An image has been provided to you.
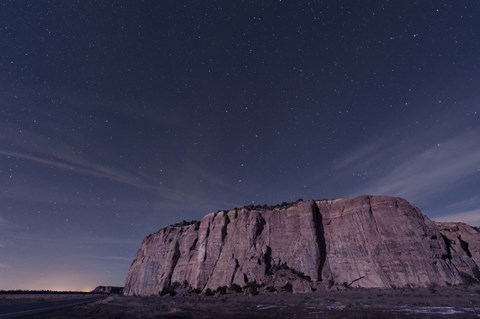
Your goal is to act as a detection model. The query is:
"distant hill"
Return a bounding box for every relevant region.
[91,286,123,294]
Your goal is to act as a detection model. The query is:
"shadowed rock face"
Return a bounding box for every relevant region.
[124,195,480,296]
[436,222,480,283]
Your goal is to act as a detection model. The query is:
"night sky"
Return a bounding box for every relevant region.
[1,1,479,291]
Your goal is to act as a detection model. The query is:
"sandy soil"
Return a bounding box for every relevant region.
[21,285,480,319]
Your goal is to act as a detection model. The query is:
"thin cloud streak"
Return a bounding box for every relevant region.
[332,138,387,170]
[0,152,237,228]
[342,129,480,202]
[2,227,140,247]
[73,254,132,262]
[0,124,167,191]
[436,208,480,226]
[0,149,159,191]
[445,195,480,210]
[0,125,233,207]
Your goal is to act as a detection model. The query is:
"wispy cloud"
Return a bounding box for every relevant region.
[0,215,139,249]
[0,217,7,247]
[0,149,158,191]
[340,128,480,202]
[0,124,178,194]
[0,262,10,269]
[435,208,480,226]
[432,196,480,226]
[3,230,140,247]
[0,124,234,209]
[0,146,237,224]
[332,138,388,170]
[73,254,132,262]
[445,195,480,211]
[0,216,12,244]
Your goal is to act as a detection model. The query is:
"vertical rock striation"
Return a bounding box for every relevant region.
[124,195,480,296]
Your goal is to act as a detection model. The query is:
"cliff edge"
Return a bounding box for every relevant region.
[124,195,480,296]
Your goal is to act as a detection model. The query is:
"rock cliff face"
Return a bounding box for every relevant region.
[124,196,480,296]
[436,222,480,282]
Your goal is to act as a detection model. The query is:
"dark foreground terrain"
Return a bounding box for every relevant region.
[0,294,102,318]
[16,285,480,319]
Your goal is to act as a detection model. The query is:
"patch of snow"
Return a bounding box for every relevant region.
[392,306,465,315]
[256,304,282,311]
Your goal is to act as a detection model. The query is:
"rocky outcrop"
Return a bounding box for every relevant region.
[124,195,480,296]
[436,222,480,283]
[91,286,123,294]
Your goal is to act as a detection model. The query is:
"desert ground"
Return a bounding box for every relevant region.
[8,284,478,319]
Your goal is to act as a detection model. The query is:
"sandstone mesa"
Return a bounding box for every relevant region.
[124,195,480,296]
